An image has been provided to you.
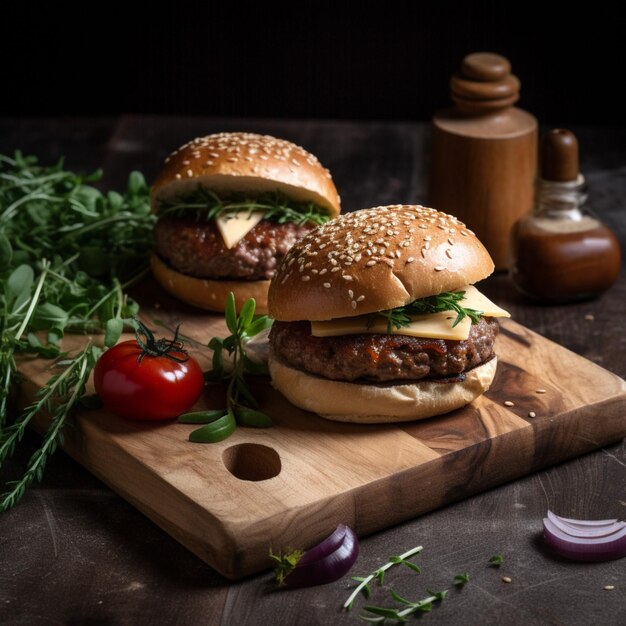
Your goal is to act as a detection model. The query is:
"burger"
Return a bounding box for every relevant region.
[267,204,510,423]
[150,132,341,313]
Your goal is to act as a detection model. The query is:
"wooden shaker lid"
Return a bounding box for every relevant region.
[541,129,579,182]
[450,52,520,114]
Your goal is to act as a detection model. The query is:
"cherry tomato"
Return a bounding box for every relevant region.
[94,339,204,421]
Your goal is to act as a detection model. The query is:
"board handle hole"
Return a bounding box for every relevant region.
[222,443,281,481]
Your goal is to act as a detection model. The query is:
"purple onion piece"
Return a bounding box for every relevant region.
[543,517,626,562]
[547,511,625,538]
[285,525,359,588]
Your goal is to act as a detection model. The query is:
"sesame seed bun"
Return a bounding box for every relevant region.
[151,132,341,218]
[150,132,341,313]
[268,354,497,423]
[150,254,271,313]
[268,205,495,321]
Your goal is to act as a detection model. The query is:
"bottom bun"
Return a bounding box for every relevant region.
[268,353,497,423]
[151,254,270,314]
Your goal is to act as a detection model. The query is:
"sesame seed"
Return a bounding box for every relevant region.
[366,260,376,267]
[301,276,310,281]
[528,411,536,418]
[343,275,353,281]
[434,265,445,271]
[421,248,427,258]
[536,389,547,394]
[424,235,432,241]
[175,173,181,180]
[446,249,453,258]
[323,282,331,288]
[348,289,354,298]
[395,250,401,258]
[504,400,515,407]
[186,169,193,177]
[604,585,615,591]
[502,577,512,584]
[351,301,357,309]
[319,268,327,275]
[182,160,190,165]
[331,267,342,272]
[205,160,214,166]
[357,295,365,302]
[407,257,415,264]
[448,238,455,245]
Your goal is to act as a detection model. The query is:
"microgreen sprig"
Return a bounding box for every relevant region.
[343,546,423,611]
[488,554,504,567]
[369,291,484,334]
[159,188,330,227]
[178,293,273,443]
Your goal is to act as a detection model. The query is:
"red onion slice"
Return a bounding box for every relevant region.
[284,524,359,588]
[543,513,626,562]
[547,511,625,538]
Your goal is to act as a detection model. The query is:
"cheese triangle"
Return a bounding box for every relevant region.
[216,211,265,249]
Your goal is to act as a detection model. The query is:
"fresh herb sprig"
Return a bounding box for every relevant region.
[0,342,101,511]
[159,188,330,227]
[178,293,273,443]
[361,589,448,623]
[343,546,423,611]
[369,291,484,334]
[0,152,153,510]
[488,554,504,567]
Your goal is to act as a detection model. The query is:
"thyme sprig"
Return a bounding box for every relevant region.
[369,291,484,334]
[361,589,448,623]
[178,293,274,443]
[159,188,330,227]
[343,546,423,611]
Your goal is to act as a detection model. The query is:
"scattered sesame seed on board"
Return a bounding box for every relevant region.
[502,577,512,584]
[504,400,515,407]
[604,585,615,591]
[584,314,595,321]
[528,411,536,418]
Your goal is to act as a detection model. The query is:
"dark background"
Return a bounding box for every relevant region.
[1,2,622,124]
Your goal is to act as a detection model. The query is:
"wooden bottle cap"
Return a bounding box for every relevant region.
[461,53,511,81]
[450,52,520,114]
[541,129,579,182]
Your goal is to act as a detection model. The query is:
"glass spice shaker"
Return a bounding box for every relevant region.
[509,129,621,302]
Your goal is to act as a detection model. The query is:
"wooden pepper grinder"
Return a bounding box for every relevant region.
[509,129,621,301]
[429,52,537,269]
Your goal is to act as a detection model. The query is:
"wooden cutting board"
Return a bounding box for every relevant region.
[17,283,626,580]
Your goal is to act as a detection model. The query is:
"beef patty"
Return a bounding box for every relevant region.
[154,216,314,280]
[269,317,499,382]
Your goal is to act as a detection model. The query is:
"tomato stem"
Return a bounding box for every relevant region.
[133,319,190,364]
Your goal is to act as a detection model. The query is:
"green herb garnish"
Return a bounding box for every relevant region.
[269,548,305,586]
[488,554,504,567]
[343,545,423,611]
[361,589,448,623]
[159,188,330,227]
[368,291,484,334]
[454,572,470,586]
[179,293,273,443]
[0,151,153,511]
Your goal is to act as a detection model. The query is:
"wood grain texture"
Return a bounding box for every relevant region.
[16,279,626,579]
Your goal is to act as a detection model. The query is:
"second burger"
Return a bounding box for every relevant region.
[151,132,341,313]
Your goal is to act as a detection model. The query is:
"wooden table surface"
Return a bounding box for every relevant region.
[1,116,624,626]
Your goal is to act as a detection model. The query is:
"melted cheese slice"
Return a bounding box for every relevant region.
[216,211,264,249]
[310,285,510,341]
[458,285,510,318]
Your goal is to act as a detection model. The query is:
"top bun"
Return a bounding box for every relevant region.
[151,132,341,218]
[268,205,494,321]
